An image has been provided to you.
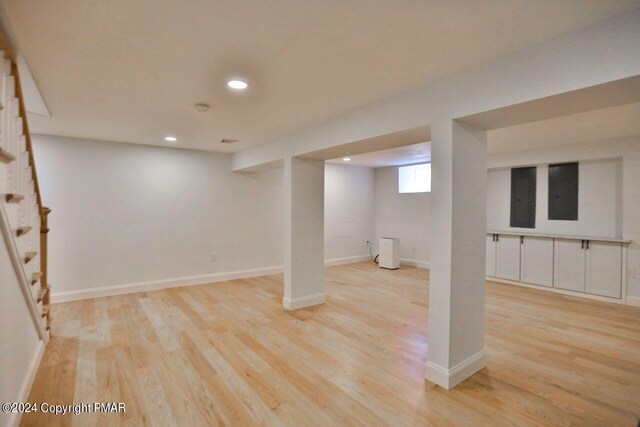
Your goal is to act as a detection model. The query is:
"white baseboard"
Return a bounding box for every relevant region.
[283,292,326,310]
[51,255,373,303]
[486,277,628,305]
[324,255,371,266]
[424,350,486,390]
[52,265,284,303]
[8,340,45,427]
[626,295,640,308]
[400,258,430,269]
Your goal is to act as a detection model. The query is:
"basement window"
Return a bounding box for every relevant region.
[399,163,431,193]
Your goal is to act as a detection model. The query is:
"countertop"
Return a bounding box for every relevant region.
[486,230,631,244]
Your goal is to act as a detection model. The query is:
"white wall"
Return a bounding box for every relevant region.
[32,136,376,298]
[33,135,285,295]
[0,232,42,427]
[372,138,640,298]
[487,158,622,237]
[374,166,431,266]
[488,137,640,298]
[32,134,640,298]
[324,163,375,261]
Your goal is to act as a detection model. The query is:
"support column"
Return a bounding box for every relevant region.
[283,156,325,310]
[425,119,487,389]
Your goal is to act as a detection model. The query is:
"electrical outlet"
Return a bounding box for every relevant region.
[628,267,636,279]
[210,252,217,262]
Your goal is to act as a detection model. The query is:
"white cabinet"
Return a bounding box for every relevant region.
[486,232,626,301]
[495,235,521,281]
[520,237,553,287]
[554,239,623,296]
[553,239,586,292]
[486,235,496,277]
[586,241,622,298]
[486,234,519,280]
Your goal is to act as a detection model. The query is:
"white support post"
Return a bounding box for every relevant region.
[425,119,488,389]
[283,156,326,310]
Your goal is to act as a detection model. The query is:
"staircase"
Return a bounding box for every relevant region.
[0,37,51,342]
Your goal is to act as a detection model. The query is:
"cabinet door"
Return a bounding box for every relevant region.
[520,237,554,287]
[496,235,521,281]
[586,241,622,298]
[553,239,585,292]
[486,235,496,277]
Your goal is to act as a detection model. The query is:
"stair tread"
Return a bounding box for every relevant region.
[17,226,32,237]
[0,147,15,164]
[24,251,37,263]
[37,287,49,303]
[42,305,49,317]
[5,193,24,203]
[31,272,42,285]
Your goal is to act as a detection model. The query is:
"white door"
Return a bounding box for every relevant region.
[554,239,586,292]
[586,241,622,298]
[496,235,521,281]
[486,235,496,277]
[520,237,554,287]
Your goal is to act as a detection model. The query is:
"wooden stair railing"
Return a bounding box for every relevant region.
[0,29,52,340]
[40,207,51,332]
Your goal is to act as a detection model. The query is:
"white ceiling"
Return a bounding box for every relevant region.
[327,143,430,168]
[329,102,640,167]
[3,0,638,152]
[487,102,640,154]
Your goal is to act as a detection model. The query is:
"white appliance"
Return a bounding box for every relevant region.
[379,237,400,270]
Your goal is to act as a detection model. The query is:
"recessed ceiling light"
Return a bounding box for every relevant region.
[342,157,351,162]
[227,79,248,90]
[164,136,177,142]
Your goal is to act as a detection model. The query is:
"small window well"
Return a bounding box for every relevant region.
[398,163,431,193]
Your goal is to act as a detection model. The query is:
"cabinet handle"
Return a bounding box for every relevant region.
[581,240,585,249]
[586,240,590,250]
[496,234,499,242]
[520,236,524,244]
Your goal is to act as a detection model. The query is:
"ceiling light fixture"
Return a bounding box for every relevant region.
[164,136,177,142]
[227,79,248,90]
[342,157,352,162]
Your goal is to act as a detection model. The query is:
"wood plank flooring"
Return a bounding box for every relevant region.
[23,262,640,426]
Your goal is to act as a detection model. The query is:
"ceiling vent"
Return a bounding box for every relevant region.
[220,138,238,144]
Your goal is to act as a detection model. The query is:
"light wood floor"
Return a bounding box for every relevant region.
[23,262,640,426]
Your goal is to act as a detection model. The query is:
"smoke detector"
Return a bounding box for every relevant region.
[220,138,238,144]
[194,103,210,112]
